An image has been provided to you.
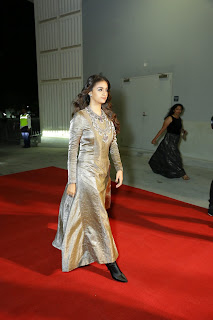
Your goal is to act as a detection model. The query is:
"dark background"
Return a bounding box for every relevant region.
[0,0,38,114]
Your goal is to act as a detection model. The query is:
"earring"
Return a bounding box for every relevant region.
[89,93,92,97]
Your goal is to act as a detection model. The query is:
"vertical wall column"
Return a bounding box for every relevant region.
[34,0,83,136]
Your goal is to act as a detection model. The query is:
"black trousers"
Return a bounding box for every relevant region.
[210,180,213,206]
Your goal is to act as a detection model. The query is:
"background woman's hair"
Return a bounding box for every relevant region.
[164,103,184,119]
[72,74,120,133]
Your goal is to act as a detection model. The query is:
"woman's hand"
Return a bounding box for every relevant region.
[151,138,157,144]
[181,129,187,140]
[115,170,123,188]
[67,183,76,197]
[151,117,172,145]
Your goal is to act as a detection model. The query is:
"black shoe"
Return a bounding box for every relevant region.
[208,205,213,216]
[106,262,128,283]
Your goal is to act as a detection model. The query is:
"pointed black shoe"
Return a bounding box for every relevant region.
[208,205,213,216]
[106,262,128,283]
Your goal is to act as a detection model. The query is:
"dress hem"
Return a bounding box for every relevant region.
[62,254,119,272]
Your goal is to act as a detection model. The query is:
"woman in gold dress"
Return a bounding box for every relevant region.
[52,75,127,282]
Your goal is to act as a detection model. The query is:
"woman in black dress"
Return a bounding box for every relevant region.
[149,104,189,180]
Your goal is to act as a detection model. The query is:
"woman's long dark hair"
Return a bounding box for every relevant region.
[72,74,120,133]
[164,104,184,119]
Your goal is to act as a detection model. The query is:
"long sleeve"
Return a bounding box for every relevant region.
[67,113,84,184]
[110,125,123,172]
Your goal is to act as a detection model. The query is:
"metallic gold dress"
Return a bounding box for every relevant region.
[52,106,123,272]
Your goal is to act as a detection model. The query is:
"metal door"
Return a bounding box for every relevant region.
[120,74,172,151]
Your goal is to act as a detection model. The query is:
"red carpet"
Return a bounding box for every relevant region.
[0,167,213,320]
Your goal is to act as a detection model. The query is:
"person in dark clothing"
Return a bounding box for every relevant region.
[149,104,189,180]
[208,180,213,216]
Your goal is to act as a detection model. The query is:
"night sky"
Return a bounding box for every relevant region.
[0,0,38,111]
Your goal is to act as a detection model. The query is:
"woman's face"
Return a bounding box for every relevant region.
[89,81,108,104]
[174,105,182,115]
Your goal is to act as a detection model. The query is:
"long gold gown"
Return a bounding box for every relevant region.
[52,106,123,272]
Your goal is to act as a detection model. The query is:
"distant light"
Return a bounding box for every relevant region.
[3,113,6,116]
[27,106,29,108]
[42,130,69,138]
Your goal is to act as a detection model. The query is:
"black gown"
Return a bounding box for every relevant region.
[149,116,186,178]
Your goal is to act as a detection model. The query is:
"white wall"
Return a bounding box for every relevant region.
[180,121,213,161]
[34,0,83,134]
[82,0,213,161]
